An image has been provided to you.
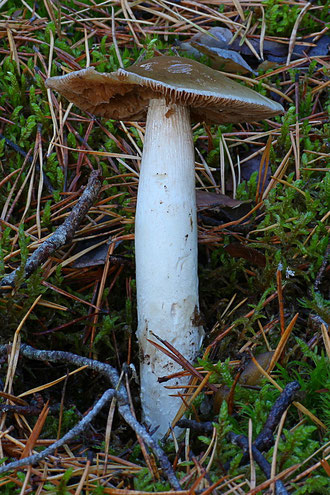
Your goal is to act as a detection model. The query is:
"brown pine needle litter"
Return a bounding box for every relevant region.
[0,0,329,493]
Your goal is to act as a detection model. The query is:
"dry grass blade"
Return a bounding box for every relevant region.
[100,491,191,495]
[231,0,245,22]
[287,2,312,65]
[20,402,49,459]
[6,27,20,75]
[0,392,27,406]
[248,418,256,490]
[206,290,279,351]
[262,145,293,199]
[321,324,330,359]
[276,268,285,334]
[18,366,88,398]
[250,354,326,429]
[270,176,308,197]
[74,458,91,495]
[246,465,298,495]
[270,410,288,494]
[35,298,68,311]
[199,474,231,495]
[4,296,42,395]
[53,143,141,160]
[89,241,114,348]
[149,336,217,392]
[170,371,212,435]
[255,135,272,203]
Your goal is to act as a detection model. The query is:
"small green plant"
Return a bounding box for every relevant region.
[0,473,21,494]
[43,467,74,494]
[133,468,171,492]
[263,0,327,36]
[42,407,80,439]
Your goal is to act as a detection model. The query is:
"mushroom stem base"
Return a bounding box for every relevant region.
[135,98,204,439]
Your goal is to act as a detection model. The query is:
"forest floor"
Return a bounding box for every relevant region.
[0,0,329,493]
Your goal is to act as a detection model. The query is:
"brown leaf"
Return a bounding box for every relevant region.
[192,42,256,74]
[179,26,289,69]
[225,243,266,267]
[197,190,252,223]
[20,401,49,459]
[196,190,248,210]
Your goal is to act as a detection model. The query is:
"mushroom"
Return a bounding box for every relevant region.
[45,56,283,438]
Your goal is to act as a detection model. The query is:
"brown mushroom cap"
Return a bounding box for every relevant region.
[45,55,283,123]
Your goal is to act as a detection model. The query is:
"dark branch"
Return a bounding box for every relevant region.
[1,170,102,288]
[178,380,300,491]
[254,381,301,452]
[0,388,115,475]
[228,432,289,495]
[177,418,213,433]
[0,344,182,490]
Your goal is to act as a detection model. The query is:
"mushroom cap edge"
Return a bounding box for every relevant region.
[45,56,284,123]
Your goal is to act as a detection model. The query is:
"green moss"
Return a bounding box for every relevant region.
[263,0,328,36]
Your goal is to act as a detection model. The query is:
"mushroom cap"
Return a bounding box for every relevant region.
[45,56,283,123]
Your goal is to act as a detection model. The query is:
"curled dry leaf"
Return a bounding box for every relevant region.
[197,190,252,223]
[179,26,325,72]
[180,27,256,74]
[196,189,249,210]
[192,41,257,74]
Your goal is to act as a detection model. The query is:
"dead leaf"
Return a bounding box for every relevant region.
[197,190,252,223]
[225,243,266,267]
[292,35,329,58]
[71,215,122,268]
[197,190,248,210]
[192,42,256,74]
[179,27,290,70]
[72,240,112,268]
[20,401,49,459]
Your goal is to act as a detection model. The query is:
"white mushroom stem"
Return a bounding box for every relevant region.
[135,98,204,438]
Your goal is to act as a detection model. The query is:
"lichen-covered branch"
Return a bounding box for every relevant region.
[0,388,115,475]
[0,344,181,490]
[0,170,101,288]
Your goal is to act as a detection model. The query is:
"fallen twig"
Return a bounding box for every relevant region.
[228,432,289,495]
[177,418,213,433]
[178,381,301,489]
[0,344,182,490]
[0,170,102,288]
[0,387,115,474]
[253,381,301,452]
